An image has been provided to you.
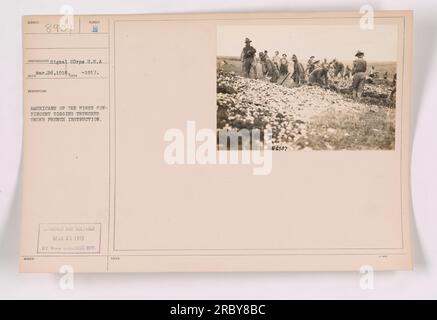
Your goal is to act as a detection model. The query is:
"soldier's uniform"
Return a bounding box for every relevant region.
[344,66,352,79]
[332,61,345,78]
[352,51,367,99]
[291,55,305,84]
[260,53,279,83]
[306,56,316,74]
[241,38,257,78]
[279,55,289,76]
[272,53,281,70]
[309,67,329,86]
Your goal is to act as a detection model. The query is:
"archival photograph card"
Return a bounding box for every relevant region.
[20,11,413,272]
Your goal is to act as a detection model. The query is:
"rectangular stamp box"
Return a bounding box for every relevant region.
[37,223,101,254]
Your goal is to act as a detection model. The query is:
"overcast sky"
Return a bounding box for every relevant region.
[217,23,398,62]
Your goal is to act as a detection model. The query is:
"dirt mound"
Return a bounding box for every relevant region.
[218,70,369,145]
[217,70,395,150]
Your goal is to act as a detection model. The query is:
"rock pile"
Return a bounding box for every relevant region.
[217,70,372,146]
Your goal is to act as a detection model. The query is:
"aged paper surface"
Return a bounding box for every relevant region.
[20,11,413,272]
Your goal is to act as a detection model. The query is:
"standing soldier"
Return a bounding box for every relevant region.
[259,52,279,83]
[344,65,352,79]
[291,54,305,84]
[306,56,316,75]
[272,51,281,70]
[331,59,345,78]
[260,50,268,76]
[240,38,257,78]
[351,50,367,100]
[279,53,289,76]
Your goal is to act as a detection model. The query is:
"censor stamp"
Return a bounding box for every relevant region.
[37,223,101,254]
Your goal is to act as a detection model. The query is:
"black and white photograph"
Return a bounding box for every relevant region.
[217,23,399,150]
[3,0,437,302]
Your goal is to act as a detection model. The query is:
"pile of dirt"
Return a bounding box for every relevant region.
[217,70,379,146]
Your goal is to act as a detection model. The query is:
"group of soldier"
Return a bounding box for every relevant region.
[240,37,373,101]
